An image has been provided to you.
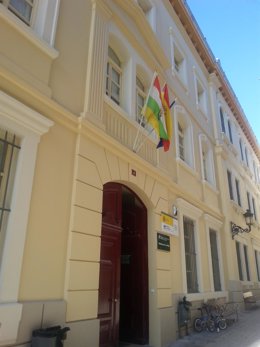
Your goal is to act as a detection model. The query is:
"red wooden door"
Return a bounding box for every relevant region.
[98,183,122,347]
[119,186,148,344]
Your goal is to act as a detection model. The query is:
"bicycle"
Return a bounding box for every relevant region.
[193,303,215,332]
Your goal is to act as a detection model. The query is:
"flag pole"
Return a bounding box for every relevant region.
[133,71,157,152]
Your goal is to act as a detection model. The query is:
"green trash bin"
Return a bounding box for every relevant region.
[31,326,70,347]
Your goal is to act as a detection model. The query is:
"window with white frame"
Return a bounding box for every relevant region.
[252,196,257,222]
[227,119,233,144]
[245,147,249,167]
[199,135,215,186]
[178,122,185,161]
[209,229,221,291]
[183,217,199,293]
[236,241,243,281]
[170,35,187,86]
[219,106,226,133]
[1,0,34,25]
[236,241,251,282]
[227,170,234,201]
[195,77,207,115]
[136,76,146,127]
[0,0,60,46]
[0,91,53,345]
[244,244,250,281]
[136,0,155,30]
[255,250,260,282]
[175,107,194,168]
[239,139,244,162]
[106,46,122,106]
[0,129,20,259]
[247,191,252,212]
[253,161,257,182]
[235,178,241,207]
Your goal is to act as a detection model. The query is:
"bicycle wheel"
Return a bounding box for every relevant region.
[218,319,227,330]
[207,319,216,332]
[193,317,203,333]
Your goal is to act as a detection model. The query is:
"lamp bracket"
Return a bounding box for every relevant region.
[231,222,251,239]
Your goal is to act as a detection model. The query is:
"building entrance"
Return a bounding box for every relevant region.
[98,183,148,347]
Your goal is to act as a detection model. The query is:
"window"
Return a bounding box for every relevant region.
[252,197,257,221]
[236,241,243,281]
[245,147,249,167]
[195,78,207,114]
[227,170,234,200]
[210,229,221,291]
[1,0,34,25]
[247,191,251,212]
[136,76,146,127]
[239,139,244,161]
[106,47,122,105]
[178,122,185,161]
[255,250,260,282]
[175,107,194,168]
[0,91,53,344]
[235,178,241,206]
[183,217,198,293]
[0,129,20,257]
[219,107,226,133]
[0,0,59,46]
[227,119,233,144]
[136,0,155,30]
[199,135,215,186]
[244,245,250,281]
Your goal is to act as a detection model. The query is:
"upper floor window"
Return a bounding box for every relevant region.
[136,76,146,127]
[236,241,243,281]
[239,139,244,161]
[1,0,34,25]
[195,77,207,115]
[227,170,234,200]
[235,178,241,207]
[255,250,260,282]
[219,107,226,133]
[227,119,233,144]
[136,0,155,30]
[245,147,249,167]
[175,106,194,168]
[170,36,187,87]
[199,135,215,186]
[252,196,257,222]
[106,47,122,106]
[178,123,185,161]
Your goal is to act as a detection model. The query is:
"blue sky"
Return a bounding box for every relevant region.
[186,0,260,144]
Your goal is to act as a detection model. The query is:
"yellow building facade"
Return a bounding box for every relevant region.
[0,1,259,347]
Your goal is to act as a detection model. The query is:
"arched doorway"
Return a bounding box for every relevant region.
[98,182,148,347]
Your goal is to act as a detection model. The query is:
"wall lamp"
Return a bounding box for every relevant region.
[231,209,254,239]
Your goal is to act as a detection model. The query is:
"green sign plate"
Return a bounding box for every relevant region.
[157,233,170,252]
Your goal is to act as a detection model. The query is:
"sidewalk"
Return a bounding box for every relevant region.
[168,304,260,347]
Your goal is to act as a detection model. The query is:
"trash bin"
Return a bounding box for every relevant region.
[31,325,70,347]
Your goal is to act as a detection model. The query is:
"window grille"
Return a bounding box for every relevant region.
[1,0,35,25]
[255,250,260,282]
[210,229,221,291]
[184,217,198,293]
[0,129,20,246]
[227,120,233,144]
[244,245,250,281]
[236,241,243,281]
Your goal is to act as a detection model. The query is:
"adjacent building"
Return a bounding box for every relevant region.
[0,1,259,346]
